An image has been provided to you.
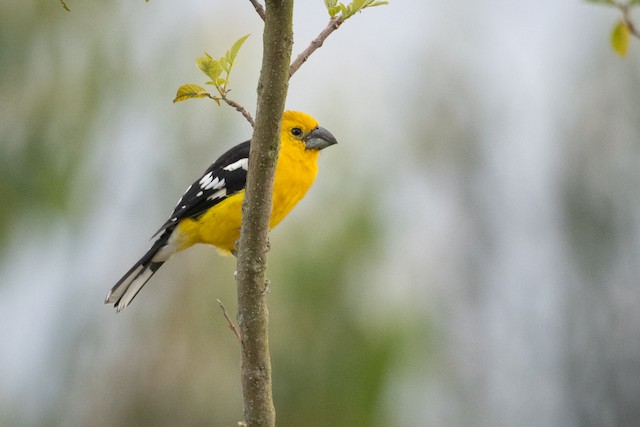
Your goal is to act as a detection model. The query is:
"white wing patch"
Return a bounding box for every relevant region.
[207,188,227,201]
[202,176,225,191]
[168,157,241,224]
[199,172,213,188]
[223,158,248,172]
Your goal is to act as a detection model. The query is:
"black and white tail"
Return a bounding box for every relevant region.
[105,231,175,312]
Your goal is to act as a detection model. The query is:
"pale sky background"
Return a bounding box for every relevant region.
[1,1,640,426]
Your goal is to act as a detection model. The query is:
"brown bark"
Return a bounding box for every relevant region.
[235,1,293,426]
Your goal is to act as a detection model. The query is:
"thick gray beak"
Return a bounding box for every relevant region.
[303,126,338,150]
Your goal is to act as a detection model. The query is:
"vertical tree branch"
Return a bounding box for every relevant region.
[235,0,293,426]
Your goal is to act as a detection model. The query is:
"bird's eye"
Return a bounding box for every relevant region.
[291,127,302,136]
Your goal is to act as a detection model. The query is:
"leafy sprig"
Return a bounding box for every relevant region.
[173,35,254,126]
[324,0,388,20]
[174,34,250,105]
[587,0,640,56]
[174,0,389,124]
[288,0,387,77]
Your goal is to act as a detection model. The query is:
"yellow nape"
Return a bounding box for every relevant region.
[176,111,323,254]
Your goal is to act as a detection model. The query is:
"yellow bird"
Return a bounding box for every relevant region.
[105,111,337,311]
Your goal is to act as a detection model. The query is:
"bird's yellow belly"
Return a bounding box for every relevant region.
[176,155,318,254]
[176,191,245,253]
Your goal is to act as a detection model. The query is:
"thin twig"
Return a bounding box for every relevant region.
[217,299,242,342]
[289,16,344,77]
[619,3,640,38]
[248,0,266,21]
[222,95,256,128]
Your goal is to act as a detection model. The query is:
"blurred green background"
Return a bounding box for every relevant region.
[2,1,640,426]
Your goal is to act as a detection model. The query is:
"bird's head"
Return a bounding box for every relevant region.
[282,111,338,151]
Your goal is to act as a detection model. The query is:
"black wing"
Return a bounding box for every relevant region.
[154,140,250,236]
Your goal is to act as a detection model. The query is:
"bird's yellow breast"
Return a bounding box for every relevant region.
[176,135,319,254]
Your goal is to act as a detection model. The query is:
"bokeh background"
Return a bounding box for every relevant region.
[2,1,640,426]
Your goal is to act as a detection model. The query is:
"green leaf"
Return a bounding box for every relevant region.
[328,0,388,20]
[326,0,346,17]
[173,84,211,103]
[189,35,249,99]
[220,57,230,73]
[215,78,227,88]
[611,20,630,56]
[196,56,223,82]
[344,5,354,19]
[228,34,250,63]
[59,0,70,11]
[216,34,250,92]
[327,6,340,17]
